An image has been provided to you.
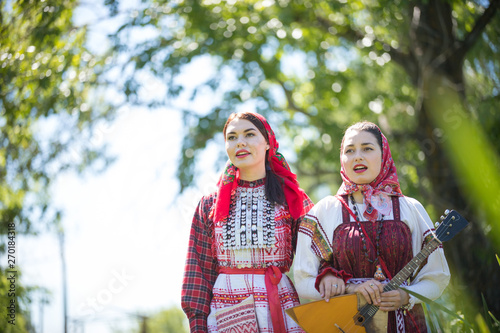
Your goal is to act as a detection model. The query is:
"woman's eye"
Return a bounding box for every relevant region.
[246,133,255,137]
[227,135,236,141]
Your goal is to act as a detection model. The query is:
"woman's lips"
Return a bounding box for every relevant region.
[236,150,250,158]
[354,164,367,173]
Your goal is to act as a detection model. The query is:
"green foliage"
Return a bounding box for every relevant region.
[0,267,37,332]
[425,75,500,246]
[1,0,113,330]
[403,287,475,331]
[106,0,499,200]
[1,0,113,236]
[145,306,189,333]
[107,0,500,319]
[117,306,189,333]
[402,255,500,332]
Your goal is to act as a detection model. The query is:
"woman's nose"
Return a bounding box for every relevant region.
[354,151,363,160]
[237,137,246,147]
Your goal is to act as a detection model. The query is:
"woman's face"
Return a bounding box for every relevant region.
[341,129,382,185]
[225,118,269,177]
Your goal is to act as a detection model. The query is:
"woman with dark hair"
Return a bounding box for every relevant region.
[294,121,450,332]
[182,112,313,333]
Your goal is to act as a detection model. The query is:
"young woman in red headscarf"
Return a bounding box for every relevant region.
[294,121,450,332]
[181,112,313,333]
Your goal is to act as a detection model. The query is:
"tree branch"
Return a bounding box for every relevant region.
[315,15,363,43]
[460,0,500,55]
[316,11,419,83]
[276,79,311,117]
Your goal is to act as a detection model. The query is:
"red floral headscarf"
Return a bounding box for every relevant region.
[212,112,307,223]
[337,122,403,222]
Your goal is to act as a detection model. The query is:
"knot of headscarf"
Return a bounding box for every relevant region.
[212,113,307,223]
[337,124,403,222]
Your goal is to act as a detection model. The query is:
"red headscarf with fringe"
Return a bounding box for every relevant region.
[212,113,307,223]
[337,122,403,222]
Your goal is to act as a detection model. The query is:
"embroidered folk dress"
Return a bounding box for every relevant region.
[182,178,313,333]
[294,195,450,333]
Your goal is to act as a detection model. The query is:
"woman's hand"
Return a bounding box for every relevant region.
[318,273,345,302]
[348,279,383,306]
[349,281,410,311]
[378,289,409,312]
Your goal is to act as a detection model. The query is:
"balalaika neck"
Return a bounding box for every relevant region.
[356,237,442,326]
[382,237,441,292]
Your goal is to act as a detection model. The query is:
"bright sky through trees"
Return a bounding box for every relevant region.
[17,1,221,331]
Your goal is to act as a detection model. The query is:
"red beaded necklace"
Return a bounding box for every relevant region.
[350,194,384,265]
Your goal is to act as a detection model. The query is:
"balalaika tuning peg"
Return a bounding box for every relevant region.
[444,209,450,215]
[440,215,445,221]
[435,222,440,228]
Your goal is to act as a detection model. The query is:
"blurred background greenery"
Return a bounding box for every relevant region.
[1,0,499,331]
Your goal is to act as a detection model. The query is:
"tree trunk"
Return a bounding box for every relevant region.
[410,0,500,316]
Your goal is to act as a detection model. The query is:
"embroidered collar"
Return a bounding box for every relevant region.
[237,178,266,188]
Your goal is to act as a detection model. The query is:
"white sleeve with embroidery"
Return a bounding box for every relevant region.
[294,196,343,301]
[399,196,451,304]
[294,223,323,301]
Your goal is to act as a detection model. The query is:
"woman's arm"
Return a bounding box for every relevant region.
[181,196,219,332]
[293,220,324,300]
[294,197,347,300]
[401,197,451,306]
